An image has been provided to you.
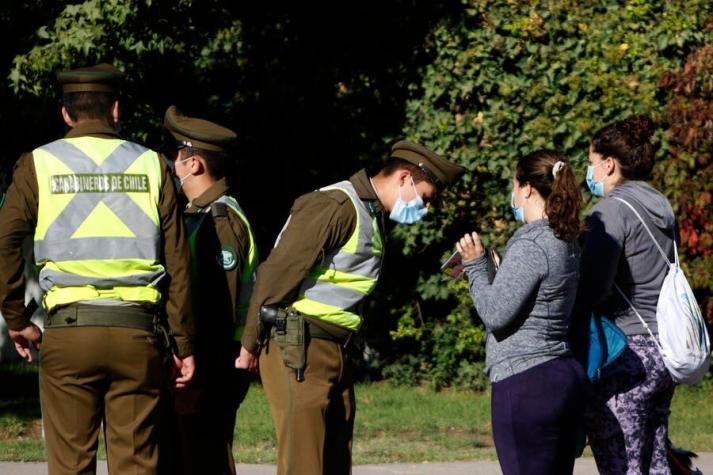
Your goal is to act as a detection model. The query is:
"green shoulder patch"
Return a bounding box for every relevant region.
[218,245,237,271]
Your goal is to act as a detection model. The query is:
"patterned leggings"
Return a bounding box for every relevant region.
[585,334,675,475]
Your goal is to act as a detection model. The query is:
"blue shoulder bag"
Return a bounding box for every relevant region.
[575,312,629,458]
[587,312,628,381]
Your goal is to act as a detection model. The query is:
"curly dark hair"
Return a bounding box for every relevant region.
[591,115,656,180]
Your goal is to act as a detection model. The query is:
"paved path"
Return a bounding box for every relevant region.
[1,454,712,474]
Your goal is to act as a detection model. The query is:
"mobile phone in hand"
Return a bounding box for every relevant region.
[485,248,500,283]
[440,250,464,280]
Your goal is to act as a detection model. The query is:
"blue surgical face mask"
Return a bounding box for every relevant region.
[174,156,194,191]
[511,191,525,223]
[586,162,605,197]
[389,178,428,224]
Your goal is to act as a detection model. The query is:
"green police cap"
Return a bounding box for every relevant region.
[164,106,237,153]
[57,63,124,94]
[390,140,465,187]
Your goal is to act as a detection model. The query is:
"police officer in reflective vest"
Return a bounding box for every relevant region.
[0,64,196,474]
[238,141,464,474]
[160,106,258,475]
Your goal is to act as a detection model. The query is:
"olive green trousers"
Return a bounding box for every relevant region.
[40,326,163,475]
[260,337,355,475]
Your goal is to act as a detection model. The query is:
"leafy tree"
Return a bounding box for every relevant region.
[657,44,713,320]
[6,0,457,243]
[0,1,74,189]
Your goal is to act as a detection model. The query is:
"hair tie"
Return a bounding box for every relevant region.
[552,161,565,178]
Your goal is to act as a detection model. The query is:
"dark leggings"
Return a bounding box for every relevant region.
[491,356,586,475]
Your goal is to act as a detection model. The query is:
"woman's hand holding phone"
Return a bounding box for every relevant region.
[457,231,484,261]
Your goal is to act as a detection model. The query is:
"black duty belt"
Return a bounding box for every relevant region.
[46,304,156,332]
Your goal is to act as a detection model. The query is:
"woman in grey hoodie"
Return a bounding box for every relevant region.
[579,115,676,475]
[457,150,585,475]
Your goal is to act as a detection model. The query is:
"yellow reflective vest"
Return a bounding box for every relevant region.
[33,136,165,312]
[291,181,383,331]
[186,194,258,341]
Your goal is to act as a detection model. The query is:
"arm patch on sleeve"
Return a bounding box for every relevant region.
[218,245,238,270]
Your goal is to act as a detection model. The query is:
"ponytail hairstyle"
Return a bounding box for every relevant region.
[591,115,656,180]
[516,150,583,242]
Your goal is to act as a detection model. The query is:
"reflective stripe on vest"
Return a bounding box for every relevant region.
[186,194,258,341]
[215,196,258,316]
[33,137,164,311]
[291,181,383,331]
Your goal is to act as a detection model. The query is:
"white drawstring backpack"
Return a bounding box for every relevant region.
[613,197,710,385]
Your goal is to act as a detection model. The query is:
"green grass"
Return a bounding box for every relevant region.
[669,381,713,450]
[0,363,44,461]
[233,383,495,464]
[351,384,495,464]
[1,361,712,463]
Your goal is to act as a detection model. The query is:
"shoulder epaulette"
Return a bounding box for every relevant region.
[211,201,229,218]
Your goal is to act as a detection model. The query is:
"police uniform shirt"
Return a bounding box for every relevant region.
[183,177,250,354]
[0,120,195,356]
[241,169,386,353]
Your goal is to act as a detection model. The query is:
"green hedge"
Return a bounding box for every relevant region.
[380,0,713,389]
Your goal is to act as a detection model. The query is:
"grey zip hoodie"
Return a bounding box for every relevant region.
[580,181,676,335]
[464,219,580,383]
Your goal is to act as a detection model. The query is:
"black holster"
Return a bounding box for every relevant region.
[259,305,306,382]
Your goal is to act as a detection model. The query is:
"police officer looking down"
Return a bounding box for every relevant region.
[238,141,465,475]
[0,64,196,474]
[159,106,258,475]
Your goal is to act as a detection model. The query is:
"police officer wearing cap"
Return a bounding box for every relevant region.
[160,106,258,475]
[239,141,464,474]
[0,64,196,474]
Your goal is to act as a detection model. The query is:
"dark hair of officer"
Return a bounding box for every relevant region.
[178,146,229,179]
[379,158,431,184]
[591,115,656,180]
[63,92,117,122]
[516,150,583,241]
